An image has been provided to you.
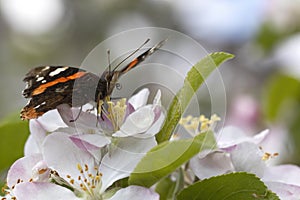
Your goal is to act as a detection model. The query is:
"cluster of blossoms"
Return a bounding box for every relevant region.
[179,116,300,199]
[2,88,300,200]
[2,88,163,200]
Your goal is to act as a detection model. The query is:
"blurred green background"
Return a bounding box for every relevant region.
[1,0,300,185]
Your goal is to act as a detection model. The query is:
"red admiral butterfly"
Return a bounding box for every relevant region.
[20,39,165,120]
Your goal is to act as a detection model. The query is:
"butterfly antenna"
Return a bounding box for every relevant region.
[107,49,111,75]
[112,38,150,72]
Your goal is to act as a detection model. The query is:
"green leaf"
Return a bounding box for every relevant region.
[129,131,216,187]
[155,169,184,200]
[155,176,177,200]
[156,52,234,143]
[0,113,29,171]
[177,172,279,200]
[262,73,300,122]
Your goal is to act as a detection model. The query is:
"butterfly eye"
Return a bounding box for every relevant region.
[115,83,122,90]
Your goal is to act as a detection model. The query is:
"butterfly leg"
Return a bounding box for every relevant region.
[69,106,83,122]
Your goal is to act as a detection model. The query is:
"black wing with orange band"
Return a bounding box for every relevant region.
[21,66,100,120]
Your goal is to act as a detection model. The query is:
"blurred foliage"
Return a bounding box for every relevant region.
[0,113,29,175]
[256,25,286,53]
[262,73,300,164]
[262,73,300,122]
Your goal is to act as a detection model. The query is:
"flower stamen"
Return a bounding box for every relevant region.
[102,98,127,132]
[179,114,221,136]
[65,163,103,199]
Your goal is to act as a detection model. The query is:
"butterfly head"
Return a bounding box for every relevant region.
[100,70,122,97]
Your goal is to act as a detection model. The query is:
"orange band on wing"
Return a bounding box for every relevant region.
[32,71,86,95]
[123,58,138,73]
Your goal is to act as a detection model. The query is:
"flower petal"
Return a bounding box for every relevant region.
[35,109,67,132]
[69,134,110,162]
[264,181,300,200]
[109,186,159,200]
[70,134,110,149]
[143,110,165,137]
[14,182,81,200]
[24,120,48,156]
[152,89,161,106]
[190,151,233,179]
[263,164,300,186]
[100,136,157,191]
[42,132,95,180]
[7,154,43,188]
[230,142,266,177]
[128,88,150,110]
[24,134,41,156]
[57,104,98,129]
[217,126,269,149]
[113,105,155,137]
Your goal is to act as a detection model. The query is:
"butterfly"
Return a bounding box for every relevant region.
[20,39,166,121]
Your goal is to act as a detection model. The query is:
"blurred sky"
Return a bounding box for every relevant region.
[0,0,300,136]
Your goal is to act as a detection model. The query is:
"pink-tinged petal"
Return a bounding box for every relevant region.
[69,134,109,162]
[153,106,162,122]
[265,181,300,200]
[125,102,135,118]
[113,106,155,137]
[100,137,157,192]
[14,182,81,200]
[70,134,110,150]
[143,112,165,138]
[128,88,150,110]
[7,154,43,187]
[252,129,269,144]
[24,134,41,156]
[24,120,49,156]
[42,132,95,180]
[190,151,233,180]
[152,90,161,106]
[217,126,269,149]
[35,109,67,132]
[216,126,247,148]
[29,120,47,142]
[57,104,98,129]
[230,142,266,177]
[110,186,159,200]
[263,165,300,186]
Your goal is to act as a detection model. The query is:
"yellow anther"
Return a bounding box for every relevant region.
[38,168,48,175]
[210,114,221,122]
[180,114,221,136]
[77,164,83,173]
[273,153,279,156]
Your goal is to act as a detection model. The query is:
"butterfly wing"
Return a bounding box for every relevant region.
[21,66,101,120]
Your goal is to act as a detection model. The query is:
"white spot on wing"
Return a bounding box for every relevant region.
[34,101,46,109]
[42,80,46,83]
[36,77,44,82]
[42,66,50,71]
[49,66,69,77]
